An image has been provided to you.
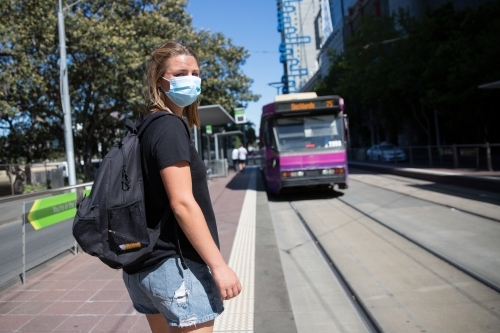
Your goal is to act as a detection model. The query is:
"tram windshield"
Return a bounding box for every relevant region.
[274,114,344,152]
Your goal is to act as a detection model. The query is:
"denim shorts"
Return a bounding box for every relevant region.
[123,257,224,327]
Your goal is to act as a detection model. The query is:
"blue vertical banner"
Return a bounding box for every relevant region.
[321,0,334,42]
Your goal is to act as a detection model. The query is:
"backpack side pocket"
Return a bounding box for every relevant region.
[107,201,149,253]
[73,197,101,256]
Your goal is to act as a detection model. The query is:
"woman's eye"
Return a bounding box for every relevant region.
[174,73,199,77]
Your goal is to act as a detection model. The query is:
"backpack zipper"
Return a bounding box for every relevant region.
[120,143,130,205]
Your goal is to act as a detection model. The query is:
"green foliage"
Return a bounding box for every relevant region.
[23,182,49,194]
[315,1,500,146]
[1,1,63,163]
[1,0,259,180]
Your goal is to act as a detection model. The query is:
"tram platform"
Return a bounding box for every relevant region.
[0,165,498,333]
[0,167,295,333]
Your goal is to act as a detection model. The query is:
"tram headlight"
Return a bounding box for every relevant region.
[282,171,305,178]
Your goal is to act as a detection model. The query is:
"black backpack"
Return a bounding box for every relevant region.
[73,112,170,269]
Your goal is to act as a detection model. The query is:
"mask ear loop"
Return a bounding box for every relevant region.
[159,77,170,93]
[155,86,174,114]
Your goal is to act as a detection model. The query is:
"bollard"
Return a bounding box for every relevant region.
[428,145,433,166]
[476,148,479,170]
[409,146,413,165]
[452,144,459,168]
[486,142,493,171]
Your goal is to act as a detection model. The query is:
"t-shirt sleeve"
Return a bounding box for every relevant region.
[151,116,191,170]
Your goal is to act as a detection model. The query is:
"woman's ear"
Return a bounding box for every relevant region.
[158,77,170,92]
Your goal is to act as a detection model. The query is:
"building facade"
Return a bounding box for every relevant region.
[276,0,492,94]
[277,0,322,94]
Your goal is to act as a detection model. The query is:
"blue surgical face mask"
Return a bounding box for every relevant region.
[162,76,201,107]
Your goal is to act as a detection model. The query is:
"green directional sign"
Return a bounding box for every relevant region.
[234,108,246,124]
[27,192,76,230]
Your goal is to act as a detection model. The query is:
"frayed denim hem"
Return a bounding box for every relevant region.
[167,310,223,327]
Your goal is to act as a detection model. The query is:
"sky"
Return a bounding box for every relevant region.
[186,0,283,130]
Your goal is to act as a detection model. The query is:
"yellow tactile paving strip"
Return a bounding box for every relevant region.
[214,172,256,332]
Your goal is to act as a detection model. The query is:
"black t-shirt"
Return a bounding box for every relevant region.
[122,113,219,274]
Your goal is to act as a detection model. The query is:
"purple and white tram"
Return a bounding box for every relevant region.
[259,93,349,194]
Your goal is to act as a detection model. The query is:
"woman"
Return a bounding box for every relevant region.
[122,41,242,333]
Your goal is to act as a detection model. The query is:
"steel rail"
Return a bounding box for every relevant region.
[349,176,500,224]
[287,199,383,333]
[336,195,500,294]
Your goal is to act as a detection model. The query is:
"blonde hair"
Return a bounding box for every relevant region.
[145,41,201,128]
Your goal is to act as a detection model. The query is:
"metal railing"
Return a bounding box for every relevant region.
[204,159,229,178]
[0,159,240,288]
[0,183,92,287]
[348,143,500,171]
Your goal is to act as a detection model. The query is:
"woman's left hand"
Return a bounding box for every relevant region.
[211,263,242,301]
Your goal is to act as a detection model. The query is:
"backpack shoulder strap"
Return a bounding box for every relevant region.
[136,112,192,143]
[124,119,137,134]
[136,111,169,138]
[179,117,192,142]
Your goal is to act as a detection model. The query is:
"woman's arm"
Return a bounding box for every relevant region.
[160,160,242,300]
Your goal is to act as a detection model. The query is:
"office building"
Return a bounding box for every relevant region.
[276,0,493,94]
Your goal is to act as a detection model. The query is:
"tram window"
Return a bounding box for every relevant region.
[275,115,343,151]
[272,127,280,150]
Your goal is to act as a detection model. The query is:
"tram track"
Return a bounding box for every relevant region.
[335,194,500,294]
[348,171,500,223]
[287,201,382,333]
[338,173,500,292]
[273,187,500,332]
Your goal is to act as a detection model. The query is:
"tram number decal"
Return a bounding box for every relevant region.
[325,140,342,148]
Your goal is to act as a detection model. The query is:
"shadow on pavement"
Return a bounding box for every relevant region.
[225,168,254,191]
[409,183,500,206]
[268,187,344,203]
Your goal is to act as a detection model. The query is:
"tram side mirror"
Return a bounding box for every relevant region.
[343,114,350,143]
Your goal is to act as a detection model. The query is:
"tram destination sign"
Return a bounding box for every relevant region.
[275,96,340,113]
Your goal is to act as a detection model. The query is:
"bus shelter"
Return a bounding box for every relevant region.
[196,105,241,177]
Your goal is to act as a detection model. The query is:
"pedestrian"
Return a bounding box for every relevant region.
[238,144,248,172]
[231,146,239,172]
[122,40,242,333]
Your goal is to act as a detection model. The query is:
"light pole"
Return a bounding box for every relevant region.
[57,0,82,186]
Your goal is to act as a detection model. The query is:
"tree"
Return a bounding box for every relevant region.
[1,1,64,163]
[315,1,500,146]
[1,0,260,180]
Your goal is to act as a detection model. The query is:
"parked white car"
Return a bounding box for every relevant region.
[366,143,406,162]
